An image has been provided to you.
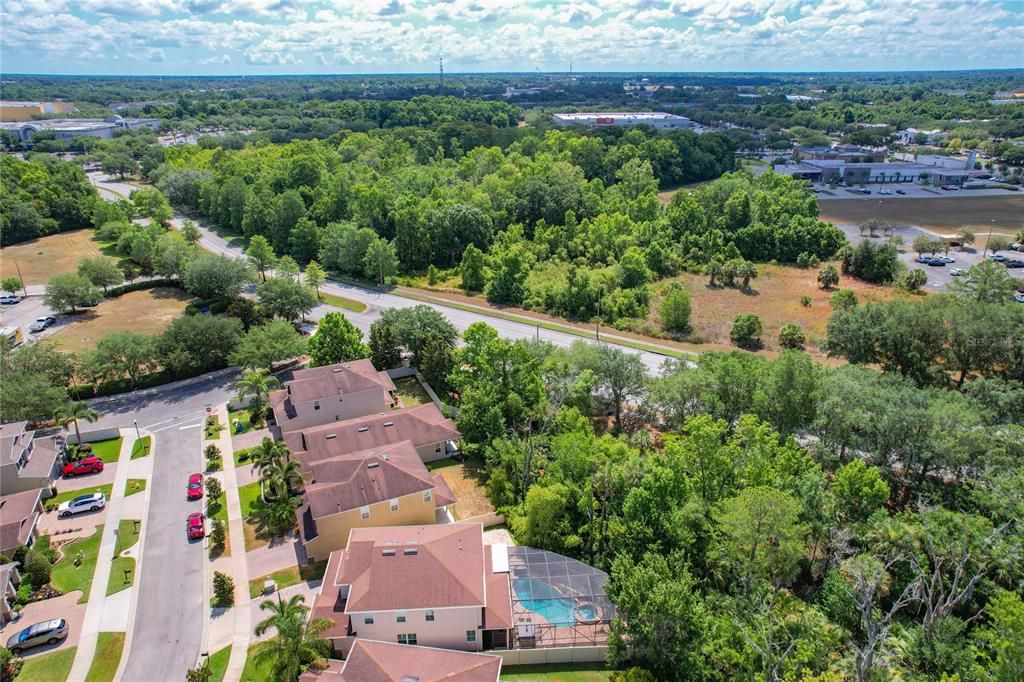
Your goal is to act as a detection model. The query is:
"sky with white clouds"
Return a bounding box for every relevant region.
[1,0,1022,75]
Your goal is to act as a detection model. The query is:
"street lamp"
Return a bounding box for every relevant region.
[983,219,996,258]
[133,419,140,439]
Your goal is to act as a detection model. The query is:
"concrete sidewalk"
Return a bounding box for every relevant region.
[67,432,138,682]
[204,404,252,682]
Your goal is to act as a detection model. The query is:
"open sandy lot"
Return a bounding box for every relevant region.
[47,287,192,353]
[818,195,1024,236]
[0,230,107,286]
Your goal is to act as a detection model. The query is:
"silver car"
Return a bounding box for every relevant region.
[57,492,106,518]
[6,618,69,654]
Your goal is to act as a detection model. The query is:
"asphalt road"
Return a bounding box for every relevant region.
[89,371,238,681]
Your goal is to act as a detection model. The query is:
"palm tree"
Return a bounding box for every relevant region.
[253,594,332,682]
[235,369,280,425]
[262,457,303,501]
[55,401,100,447]
[252,437,290,476]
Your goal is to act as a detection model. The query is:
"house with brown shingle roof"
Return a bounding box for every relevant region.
[312,524,513,654]
[298,640,501,682]
[283,404,460,465]
[0,488,44,556]
[0,422,61,496]
[295,440,457,561]
[270,360,398,434]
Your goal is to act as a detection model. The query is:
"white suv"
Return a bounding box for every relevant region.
[57,492,106,518]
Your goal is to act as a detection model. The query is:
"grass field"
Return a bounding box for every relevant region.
[432,460,494,520]
[656,262,907,351]
[818,195,1024,235]
[83,632,125,682]
[125,479,146,496]
[319,291,368,312]
[234,446,255,468]
[238,482,271,551]
[85,437,123,463]
[48,483,113,509]
[500,664,614,680]
[130,436,152,459]
[14,645,77,682]
[206,646,231,682]
[393,376,431,407]
[48,287,192,354]
[51,525,103,603]
[247,560,327,599]
[240,642,275,682]
[0,230,106,285]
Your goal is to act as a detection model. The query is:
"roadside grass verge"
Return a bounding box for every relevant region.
[240,641,275,682]
[83,632,125,682]
[247,561,328,599]
[318,291,367,312]
[130,436,152,459]
[206,645,231,682]
[107,519,141,596]
[125,479,146,497]
[207,492,230,558]
[14,646,77,682]
[205,414,224,440]
[51,525,104,603]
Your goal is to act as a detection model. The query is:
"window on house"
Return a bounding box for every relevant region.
[390,498,399,512]
[397,633,417,645]
[361,506,370,519]
[425,610,434,622]
[364,615,374,625]
[466,630,477,643]
[313,401,320,411]
[423,490,431,502]
[396,613,406,623]
[435,444,442,453]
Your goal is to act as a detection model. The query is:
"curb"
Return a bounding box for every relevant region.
[112,430,156,682]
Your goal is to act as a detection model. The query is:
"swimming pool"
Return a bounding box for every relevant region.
[512,578,576,625]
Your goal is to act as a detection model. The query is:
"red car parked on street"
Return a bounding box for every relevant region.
[187,473,204,500]
[62,457,104,477]
[187,512,205,540]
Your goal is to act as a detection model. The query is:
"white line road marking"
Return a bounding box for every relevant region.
[178,423,202,430]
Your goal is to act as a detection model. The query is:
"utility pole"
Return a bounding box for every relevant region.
[14,260,27,296]
[983,219,995,258]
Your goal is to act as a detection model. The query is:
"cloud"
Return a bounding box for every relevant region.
[80,0,181,16]
[244,49,301,65]
[147,48,167,62]
[199,53,232,64]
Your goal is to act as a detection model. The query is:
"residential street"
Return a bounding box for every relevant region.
[88,373,237,681]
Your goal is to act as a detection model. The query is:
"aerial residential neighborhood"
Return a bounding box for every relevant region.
[1,2,1023,682]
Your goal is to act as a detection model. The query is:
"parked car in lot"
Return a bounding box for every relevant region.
[29,316,57,332]
[915,255,931,264]
[939,256,955,263]
[6,619,69,654]
[1009,242,1021,251]
[895,189,907,195]
[927,258,946,267]
[878,188,891,195]
[990,254,1007,262]
[950,268,963,276]
[1016,289,1024,304]
[0,294,22,305]
[63,456,104,477]
[1005,259,1024,269]
[57,492,106,518]
[187,473,204,500]
[187,512,206,540]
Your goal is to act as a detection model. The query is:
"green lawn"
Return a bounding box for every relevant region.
[234,447,255,468]
[228,407,257,433]
[238,481,263,515]
[125,478,146,497]
[207,645,232,682]
[205,414,224,440]
[83,632,125,682]
[393,375,431,407]
[240,642,275,682]
[499,664,614,681]
[319,291,368,312]
[247,560,328,599]
[207,492,230,558]
[85,437,124,463]
[130,436,152,459]
[50,526,103,604]
[425,456,460,471]
[47,484,113,510]
[107,519,141,596]
[15,646,77,682]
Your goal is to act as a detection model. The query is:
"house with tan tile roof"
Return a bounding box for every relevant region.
[283,404,460,464]
[270,360,398,434]
[0,488,44,556]
[0,422,61,496]
[295,440,456,561]
[299,640,501,682]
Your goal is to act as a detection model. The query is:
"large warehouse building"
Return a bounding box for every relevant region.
[0,115,160,143]
[552,111,693,130]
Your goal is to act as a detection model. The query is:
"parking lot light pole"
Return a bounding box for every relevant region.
[983,219,995,258]
[133,419,140,439]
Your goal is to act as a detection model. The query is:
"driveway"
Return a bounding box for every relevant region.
[0,592,87,659]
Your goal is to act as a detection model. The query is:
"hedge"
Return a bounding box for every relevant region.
[104,278,183,298]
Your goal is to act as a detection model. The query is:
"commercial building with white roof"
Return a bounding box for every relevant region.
[552,112,693,130]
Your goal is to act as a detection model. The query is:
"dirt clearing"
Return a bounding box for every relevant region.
[1,230,107,285]
[818,195,1024,236]
[47,287,192,353]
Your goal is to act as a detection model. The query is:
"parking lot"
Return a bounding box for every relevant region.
[837,224,1024,293]
[817,183,1019,200]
